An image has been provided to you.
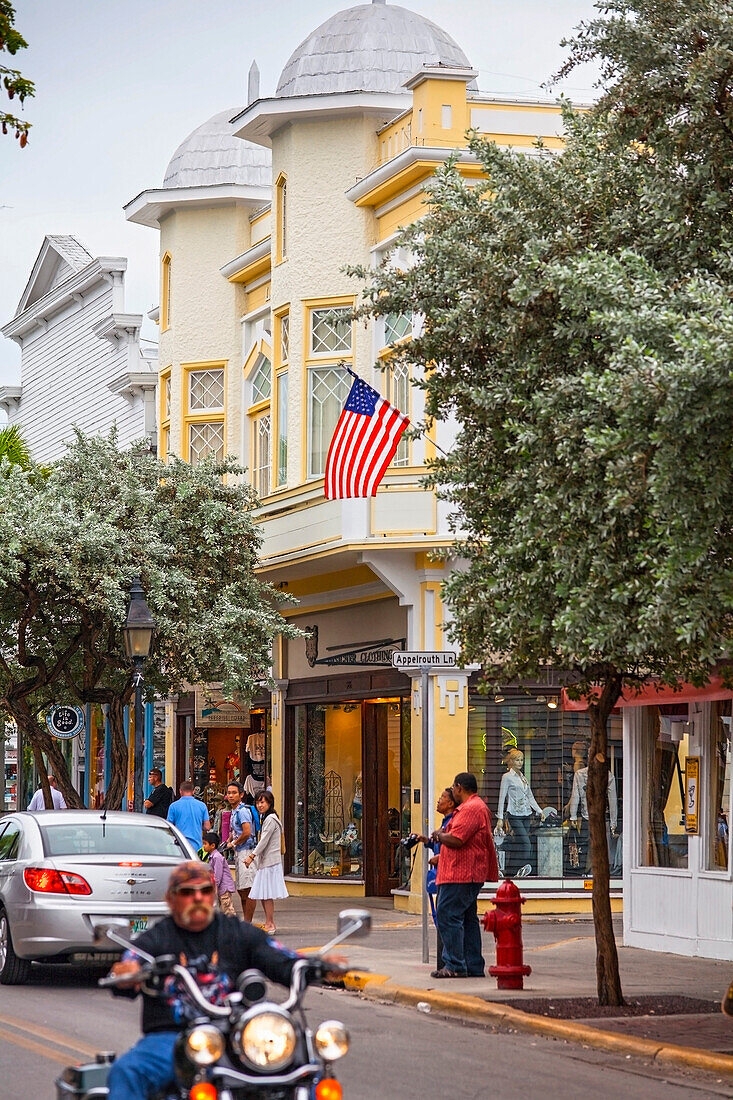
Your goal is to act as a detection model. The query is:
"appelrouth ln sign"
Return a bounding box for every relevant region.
[392,651,458,669]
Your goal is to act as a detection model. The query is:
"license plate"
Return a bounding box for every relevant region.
[130,916,149,933]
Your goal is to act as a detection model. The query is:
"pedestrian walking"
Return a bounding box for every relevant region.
[166,780,210,854]
[431,772,498,979]
[27,775,67,810]
[201,831,236,916]
[243,791,288,934]
[144,768,173,819]
[225,781,260,919]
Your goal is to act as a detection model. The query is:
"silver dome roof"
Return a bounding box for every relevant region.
[163,108,272,189]
[276,2,475,98]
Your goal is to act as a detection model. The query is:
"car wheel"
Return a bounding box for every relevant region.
[0,907,32,985]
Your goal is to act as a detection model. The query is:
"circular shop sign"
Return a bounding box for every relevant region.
[46,705,85,740]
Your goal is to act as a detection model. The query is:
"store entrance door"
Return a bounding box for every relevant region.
[363,700,410,897]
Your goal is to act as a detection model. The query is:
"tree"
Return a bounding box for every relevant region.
[0,432,297,810]
[351,1,733,1005]
[0,424,31,468]
[0,1,34,145]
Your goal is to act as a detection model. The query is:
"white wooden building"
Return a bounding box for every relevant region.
[0,235,157,463]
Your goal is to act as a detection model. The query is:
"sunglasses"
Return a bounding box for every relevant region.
[174,883,215,898]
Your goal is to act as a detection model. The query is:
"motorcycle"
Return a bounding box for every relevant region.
[55,908,371,1100]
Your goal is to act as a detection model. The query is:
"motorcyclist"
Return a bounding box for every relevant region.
[106,860,341,1099]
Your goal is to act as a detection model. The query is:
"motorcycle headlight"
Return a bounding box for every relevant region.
[314,1020,350,1062]
[185,1025,225,1066]
[238,1010,297,1070]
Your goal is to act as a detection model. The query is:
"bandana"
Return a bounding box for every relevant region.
[168,860,215,893]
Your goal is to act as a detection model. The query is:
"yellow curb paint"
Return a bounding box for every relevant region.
[356,981,733,1076]
[343,971,388,991]
[655,1044,733,1076]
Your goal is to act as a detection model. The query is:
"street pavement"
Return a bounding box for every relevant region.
[261,892,733,1071]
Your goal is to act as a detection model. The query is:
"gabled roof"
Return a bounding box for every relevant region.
[14,235,93,318]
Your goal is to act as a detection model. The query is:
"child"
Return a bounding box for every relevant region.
[202,831,236,917]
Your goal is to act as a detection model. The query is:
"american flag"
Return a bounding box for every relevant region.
[325,375,410,499]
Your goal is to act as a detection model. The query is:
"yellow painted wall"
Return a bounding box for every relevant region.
[377,190,430,241]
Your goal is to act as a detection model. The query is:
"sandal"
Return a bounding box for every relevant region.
[430,967,466,978]
[263,924,278,935]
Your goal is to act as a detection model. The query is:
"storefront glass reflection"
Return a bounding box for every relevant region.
[293,703,364,879]
[468,696,623,882]
[641,705,689,869]
[709,700,731,871]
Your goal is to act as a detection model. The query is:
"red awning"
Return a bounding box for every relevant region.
[561,677,733,711]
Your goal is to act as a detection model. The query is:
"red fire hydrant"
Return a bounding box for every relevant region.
[482,879,532,989]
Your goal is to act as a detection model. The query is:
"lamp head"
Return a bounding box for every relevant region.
[123,576,155,660]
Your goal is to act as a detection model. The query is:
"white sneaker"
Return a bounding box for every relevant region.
[516,864,532,877]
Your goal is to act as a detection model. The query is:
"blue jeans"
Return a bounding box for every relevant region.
[435,881,484,975]
[107,1031,178,1100]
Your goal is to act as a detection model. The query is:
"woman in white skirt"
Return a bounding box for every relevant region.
[243,790,288,934]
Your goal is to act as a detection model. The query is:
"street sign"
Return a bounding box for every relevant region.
[391,650,457,669]
[46,705,85,740]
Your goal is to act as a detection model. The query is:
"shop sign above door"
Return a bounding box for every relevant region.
[195,685,250,727]
[305,626,407,668]
[46,705,85,739]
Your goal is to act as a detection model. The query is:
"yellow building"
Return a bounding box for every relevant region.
[125,1,607,909]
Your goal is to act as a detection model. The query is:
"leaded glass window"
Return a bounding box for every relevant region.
[384,312,411,346]
[310,308,352,357]
[308,366,349,477]
[277,372,288,486]
[189,369,224,412]
[250,354,272,404]
[388,361,410,467]
[280,314,289,363]
[188,421,224,466]
[253,413,271,498]
[164,375,171,419]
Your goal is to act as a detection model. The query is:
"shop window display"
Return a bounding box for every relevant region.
[293,703,363,879]
[708,700,731,871]
[469,695,623,883]
[640,705,690,869]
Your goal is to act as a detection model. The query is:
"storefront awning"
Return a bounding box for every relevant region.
[561,676,733,711]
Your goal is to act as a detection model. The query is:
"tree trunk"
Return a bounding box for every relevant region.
[30,739,52,809]
[587,676,624,1006]
[13,699,84,809]
[104,695,131,810]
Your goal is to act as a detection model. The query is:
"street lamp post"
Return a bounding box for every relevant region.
[123,577,155,813]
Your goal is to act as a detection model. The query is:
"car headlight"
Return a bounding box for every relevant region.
[238,1010,297,1070]
[314,1020,350,1062]
[185,1025,225,1066]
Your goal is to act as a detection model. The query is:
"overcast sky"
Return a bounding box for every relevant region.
[0,0,600,382]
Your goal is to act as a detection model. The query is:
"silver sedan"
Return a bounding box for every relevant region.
[0,809,199,984]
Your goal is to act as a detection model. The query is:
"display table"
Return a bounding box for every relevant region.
[536,826,564,877]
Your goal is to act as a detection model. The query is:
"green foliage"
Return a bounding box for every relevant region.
[0,424,31,469]
[353,2,733,701]
[0,1,34,144]
[0,432,297,804]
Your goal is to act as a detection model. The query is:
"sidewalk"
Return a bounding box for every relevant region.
[260,893,733,1077]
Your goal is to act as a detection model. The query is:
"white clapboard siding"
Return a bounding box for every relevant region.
[9,275,154,463]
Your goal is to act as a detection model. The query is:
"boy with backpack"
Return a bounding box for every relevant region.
[202,831,236,916]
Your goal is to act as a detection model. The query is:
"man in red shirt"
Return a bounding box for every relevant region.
[431,772,498,978]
